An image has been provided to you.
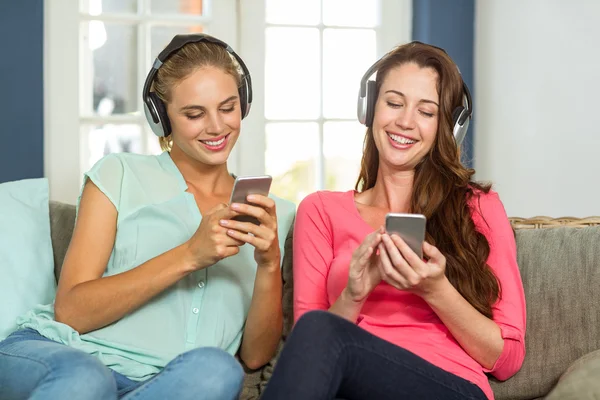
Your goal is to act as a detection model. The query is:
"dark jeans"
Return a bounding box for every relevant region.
[261,311,487,400]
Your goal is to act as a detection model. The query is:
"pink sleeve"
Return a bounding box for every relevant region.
[293,192,333,323]
[473,191,527,380]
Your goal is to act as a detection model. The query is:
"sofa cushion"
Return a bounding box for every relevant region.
[490,226,600,399]
[49,201,76,281]
[0,178,56,340]
[545,349,600,399]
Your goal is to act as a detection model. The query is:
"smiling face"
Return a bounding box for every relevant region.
[166,66,241,166]
[372,62,440,171]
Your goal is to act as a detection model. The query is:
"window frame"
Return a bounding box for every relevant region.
[237,0,412,191]
[44,0,237,203]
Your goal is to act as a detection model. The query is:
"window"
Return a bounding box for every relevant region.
[45,0,237,203]
[79,0,210,171]
[45,0,408,203]
[238,0,411,204]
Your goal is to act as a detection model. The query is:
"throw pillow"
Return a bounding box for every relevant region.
[0,178,56,340]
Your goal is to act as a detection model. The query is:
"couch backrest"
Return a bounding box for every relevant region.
[49,201,76,282]
[489,217,600,399]
[49,203,600,400]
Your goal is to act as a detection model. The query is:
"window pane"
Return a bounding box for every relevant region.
[85,124,142,170]
[265,28,320,120]
[150,0,203,15]
[81,22,138,116]
[151,26,204,60]
[323,121,366,191]
[82,0,137,14]
[266,0,320,25]
[323,29,376,119]
[323,0,379,27]
[266,122,319,204]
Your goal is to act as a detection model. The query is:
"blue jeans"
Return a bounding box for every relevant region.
[0,328,244,400]
[261,311,488,400]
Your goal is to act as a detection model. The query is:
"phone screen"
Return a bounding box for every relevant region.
[384,213,426,258]
[229,175,272,225]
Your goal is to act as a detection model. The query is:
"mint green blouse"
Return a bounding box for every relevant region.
[18,151,296,381]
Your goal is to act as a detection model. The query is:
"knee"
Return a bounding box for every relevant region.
[63,356,116,397]
[176,347,243,399]
[293,310,344,341]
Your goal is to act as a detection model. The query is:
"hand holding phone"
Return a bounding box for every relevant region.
[223,175,281,267]
[384,213,426,258]
[229,175,273,225]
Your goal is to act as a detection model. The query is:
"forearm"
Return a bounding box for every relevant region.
[240,263,283,370]
[54,243,195,334]
[328,288,365,323]
[423,278,504,369]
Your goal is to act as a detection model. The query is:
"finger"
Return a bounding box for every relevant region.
[221,216,278,247]
[221,234,245,247]
[245,195,277,216]
[355,231,381,262]
[226,229,271,251]
[359,245,374,265]
[389,234,428,277]
[422,241,442,261]
[219,218,268,237]
[210,202,229,213]
[214,206,239,220]
[230,203,273,227]
[378,243,409,290]
[368,230,383,247]
[222,246,241,258]
[381,234,421,284]
[214,226,245,246]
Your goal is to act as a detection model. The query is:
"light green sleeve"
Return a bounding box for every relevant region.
[77,153,125,211]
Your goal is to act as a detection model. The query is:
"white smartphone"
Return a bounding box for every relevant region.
[384,213,427,258]
[229,175,273,225]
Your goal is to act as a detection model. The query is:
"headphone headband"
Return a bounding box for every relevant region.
[357,41,472,146]
[143,33,253,138]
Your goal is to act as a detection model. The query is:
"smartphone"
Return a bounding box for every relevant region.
[229,175,273,225]
[384,213,427,259]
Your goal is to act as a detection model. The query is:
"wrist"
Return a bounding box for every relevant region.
[181,242,205,272]
[257,260,281,273]
[420,276,453,304]
[341,287,367,305]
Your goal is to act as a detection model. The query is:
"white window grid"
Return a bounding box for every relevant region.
[265,8,380,190]
[78,0,214,168]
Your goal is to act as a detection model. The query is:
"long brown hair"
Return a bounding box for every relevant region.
[356,42,499,318]
[151,40,242,152]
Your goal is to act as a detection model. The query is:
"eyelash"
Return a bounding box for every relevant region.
[386,101,434,118]
[186,106,235,120]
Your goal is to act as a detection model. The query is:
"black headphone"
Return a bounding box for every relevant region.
[356,41,472,146]
[143,33,253,138]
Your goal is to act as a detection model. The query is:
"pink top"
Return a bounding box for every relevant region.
[293,190,526,400]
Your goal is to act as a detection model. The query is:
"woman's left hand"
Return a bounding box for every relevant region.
[219,195,280,268]
[377,233,447,297]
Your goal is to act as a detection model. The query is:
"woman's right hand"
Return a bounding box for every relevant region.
[186,203,245,270]
[344,227,384,303]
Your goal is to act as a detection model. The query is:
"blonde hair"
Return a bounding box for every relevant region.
[151,41,242,151]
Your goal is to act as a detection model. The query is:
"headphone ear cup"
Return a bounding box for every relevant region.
[149,92,171,137]
[365,80,378,128]
[238,77,249,119]
[150,92,171,136]
[452,106,465,127]
[451,106,470,145]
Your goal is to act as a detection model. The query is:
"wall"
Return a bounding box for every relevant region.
[475,0,600,217]
[0,1,44,183]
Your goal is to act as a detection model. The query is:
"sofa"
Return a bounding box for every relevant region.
[48,201,600,399]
